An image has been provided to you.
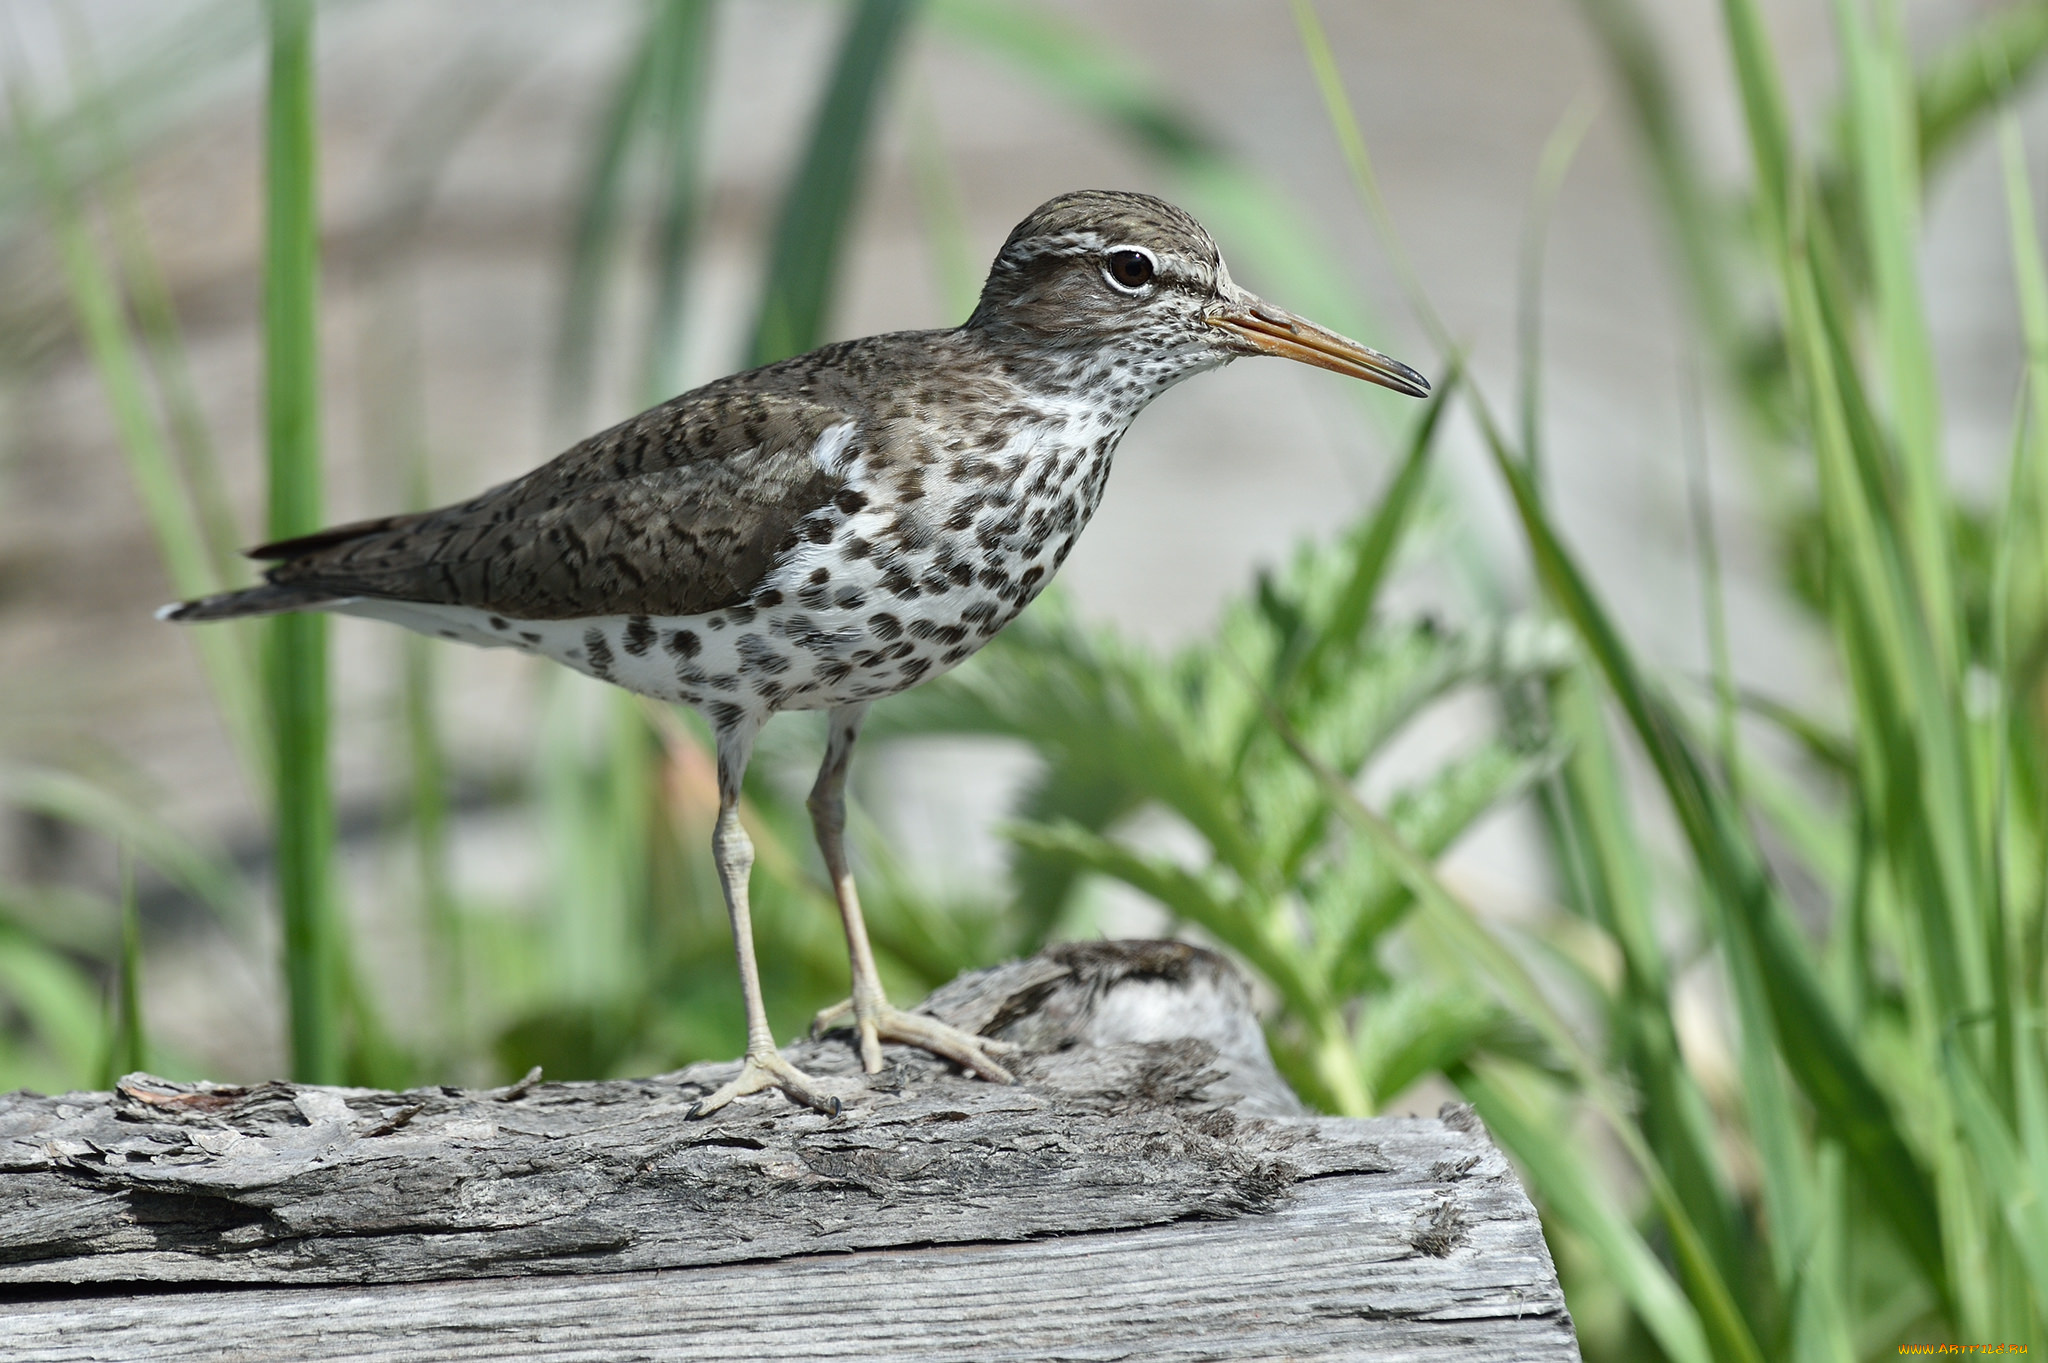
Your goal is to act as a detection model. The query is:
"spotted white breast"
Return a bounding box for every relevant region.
[335,402,1129,725]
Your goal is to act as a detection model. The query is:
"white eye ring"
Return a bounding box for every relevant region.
[1101,245,1158,294]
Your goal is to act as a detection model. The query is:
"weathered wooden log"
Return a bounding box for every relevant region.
[0,940,1579,1361]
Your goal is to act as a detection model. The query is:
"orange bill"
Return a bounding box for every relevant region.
[1207,299,1429,398]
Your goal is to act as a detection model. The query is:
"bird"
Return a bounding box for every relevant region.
[161,189,1429,1118]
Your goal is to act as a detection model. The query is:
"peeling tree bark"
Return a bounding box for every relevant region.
[0,940,1580,1362]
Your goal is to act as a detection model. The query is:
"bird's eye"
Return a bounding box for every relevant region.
[1104,248,1156,292]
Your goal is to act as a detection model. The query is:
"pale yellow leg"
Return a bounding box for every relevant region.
[807,704,1015,1084]
[689,717,840,1119]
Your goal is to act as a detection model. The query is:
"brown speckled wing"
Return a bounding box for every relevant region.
[259,385,852,619]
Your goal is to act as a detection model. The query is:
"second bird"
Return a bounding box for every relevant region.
[162,189,1430,1117]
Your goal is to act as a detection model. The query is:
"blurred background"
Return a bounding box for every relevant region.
[4,1,2048,1356]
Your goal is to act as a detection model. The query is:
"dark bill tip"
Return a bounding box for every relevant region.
[1208,303,1429,398]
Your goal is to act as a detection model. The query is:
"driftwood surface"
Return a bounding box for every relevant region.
[0,940,1579,1362]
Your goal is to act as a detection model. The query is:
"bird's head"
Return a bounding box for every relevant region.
[965,189,1428,400]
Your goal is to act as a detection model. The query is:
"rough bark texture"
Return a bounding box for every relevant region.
[0,940,1580,1361]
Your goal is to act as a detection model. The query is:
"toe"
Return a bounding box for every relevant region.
[687,1050,843,1119]
[811,998,853,1037]
[778,1073,845,1117]
[958,1049,1015,1085]
[874,1009,1016,1083]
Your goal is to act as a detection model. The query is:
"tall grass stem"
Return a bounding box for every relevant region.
[747,0,919,366]
[264,0,340,1084]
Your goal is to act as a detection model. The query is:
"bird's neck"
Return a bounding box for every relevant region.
[956,323,1222,432]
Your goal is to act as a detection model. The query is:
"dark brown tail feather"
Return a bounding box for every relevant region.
[245,512,413,561]
[157,583,340,623]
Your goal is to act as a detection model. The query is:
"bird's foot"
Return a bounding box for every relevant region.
[687,1046,842,1120]
[813,996,1017,1082]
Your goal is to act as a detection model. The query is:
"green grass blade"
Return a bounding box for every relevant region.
[1738,9,1997,1046]
[1670,374,1835,1331]
[747,0,919,366]
[1548,669,1661,970]
[1587,0,2048,449]
[2016,1022,2048,1302]
[10,84,268,783]
[1479,399,1954,1311]
[1718,0,1797,244]
[1681,367,1739,794]
[1537,669,1771,1325]
[1834,0,1958,667]
[23,149,209,597]
[1988,117,2048,1258]
[538,681,649,1017]
[1789,230,1994,1035]
[0,0,264,234]
[546,1,715,418]
[1279,365,1460,707]
[1721,871,1828,1304]
[2006,115,2048,983]
[1945,1034,2048,1309]
[638,0,717,404]
[0,767,245,928]
[1287,0,1446,350]
[926,0,1205,160]
[2003,107,2048,640]
[353,63,514,1053]
[1460,1065,1717,1363]
[401,628,461,1039]
[0,915,109,1090]
[1246,621,1759,1352]
[552,11,656,428]
[264,0,340,1085]
[1271,705,1763,1362]
[53,8,249,596]
[1917,2,2048,175]
[1568,0,1745,374]
[1518,94,1600,480]
[114,853,146,1079]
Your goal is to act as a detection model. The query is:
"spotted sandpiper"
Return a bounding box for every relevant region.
[163,190,1429,1117]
